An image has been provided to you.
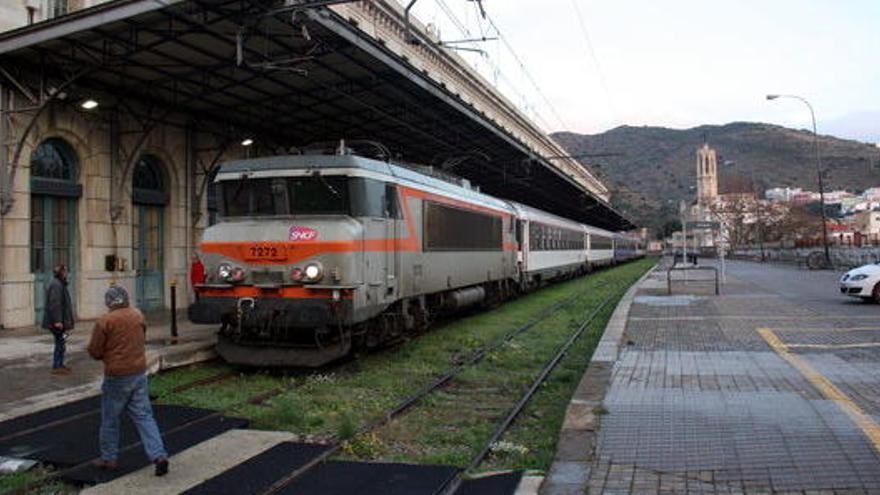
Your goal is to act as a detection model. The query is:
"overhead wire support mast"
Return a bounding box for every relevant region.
[437,36,497,54]
[438,37,498,45]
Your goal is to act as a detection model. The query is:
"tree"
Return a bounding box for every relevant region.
[707,197,755,250]
[659,219,681,240]
[774,205,822,244]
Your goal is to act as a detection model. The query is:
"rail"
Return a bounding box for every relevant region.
[667,265,719,295]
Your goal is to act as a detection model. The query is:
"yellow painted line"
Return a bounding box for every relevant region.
[629,316,880,321]
[773,327,880,332]
[787,342,880,350]
[758,327,880,454]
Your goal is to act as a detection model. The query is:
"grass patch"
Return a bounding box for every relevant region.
[148,362,231,398]
[0,468,69,495]
[156,371,283,411]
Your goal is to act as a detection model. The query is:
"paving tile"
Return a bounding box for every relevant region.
[584,260,880,494]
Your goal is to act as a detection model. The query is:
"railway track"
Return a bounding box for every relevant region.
[7,270,630,495]
[256,281,626,495]
[434,288,621,494]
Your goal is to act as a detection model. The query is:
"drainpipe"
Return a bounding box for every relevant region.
[404,0,420,45]
[185,123,195,304]
[0,84,8,329]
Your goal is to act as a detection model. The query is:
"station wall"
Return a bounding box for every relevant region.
[0,105,242,329]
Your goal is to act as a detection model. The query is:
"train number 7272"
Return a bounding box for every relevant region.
[245,245,286,260]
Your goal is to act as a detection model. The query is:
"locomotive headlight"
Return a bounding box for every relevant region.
[303,262,324,282]
[230,266,246,282]
[218,263,246,282]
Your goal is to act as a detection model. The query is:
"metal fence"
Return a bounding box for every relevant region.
[667,265,720,295]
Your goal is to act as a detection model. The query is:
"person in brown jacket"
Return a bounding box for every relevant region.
[87,285,169,476]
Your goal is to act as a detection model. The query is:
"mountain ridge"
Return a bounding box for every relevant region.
[552,122,880,233]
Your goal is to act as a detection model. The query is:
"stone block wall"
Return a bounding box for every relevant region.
[0,104,242,329]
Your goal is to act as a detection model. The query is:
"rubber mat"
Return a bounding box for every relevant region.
[277,460,460,495]
[62,415,249,485]
[455,471,524,495]
[182,441,331,495]
[0,396,101,440]
[0,404,216,465]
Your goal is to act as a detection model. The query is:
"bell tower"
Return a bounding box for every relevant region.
[696,143,718,204]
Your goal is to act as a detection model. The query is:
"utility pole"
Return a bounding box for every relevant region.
[680,200,688,271]
[747,161,765,261]
[766,94,831,266]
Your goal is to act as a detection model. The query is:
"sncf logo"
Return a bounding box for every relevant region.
[289,226,318,241]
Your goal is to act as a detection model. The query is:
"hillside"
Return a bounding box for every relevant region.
[553,123,880,234]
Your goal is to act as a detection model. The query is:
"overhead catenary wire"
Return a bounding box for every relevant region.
[423,0,564,133]
[436,0,473,38]
[482,10,572,133]
[569,0,618,124]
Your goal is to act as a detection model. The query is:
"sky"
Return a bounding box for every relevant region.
[399,0,880,143]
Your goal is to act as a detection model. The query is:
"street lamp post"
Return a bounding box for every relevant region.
[766,94,831,266]
[747,161,766,262]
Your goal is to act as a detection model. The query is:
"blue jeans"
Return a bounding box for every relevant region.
[51,330,66,368]
[99,374,167,462]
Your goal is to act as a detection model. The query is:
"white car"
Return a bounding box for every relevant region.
[840,262,880,302]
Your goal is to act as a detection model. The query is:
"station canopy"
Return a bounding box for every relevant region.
[0,0,635,230]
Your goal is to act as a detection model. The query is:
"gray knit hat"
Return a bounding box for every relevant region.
[105,285,130,309]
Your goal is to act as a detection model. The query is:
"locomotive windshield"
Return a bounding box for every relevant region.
[220,175,392,218]
[289,176,350,214]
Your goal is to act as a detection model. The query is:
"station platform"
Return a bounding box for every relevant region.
[545,258,880,495]
[0,316,218,421]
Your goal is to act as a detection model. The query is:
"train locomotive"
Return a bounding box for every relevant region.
[189,151,642,367]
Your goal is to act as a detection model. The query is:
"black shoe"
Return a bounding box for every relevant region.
[154,457,169,477]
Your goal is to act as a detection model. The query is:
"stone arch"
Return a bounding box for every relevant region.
[30,137,79,182]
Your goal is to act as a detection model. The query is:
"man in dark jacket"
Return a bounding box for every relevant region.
[42,264,75,374]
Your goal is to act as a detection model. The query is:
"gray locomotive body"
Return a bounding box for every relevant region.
[189,153,637,367]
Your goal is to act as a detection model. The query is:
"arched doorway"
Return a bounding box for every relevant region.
[30,138,81,323]
[132,154,168,312]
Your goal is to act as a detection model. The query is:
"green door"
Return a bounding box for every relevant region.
[32,195,77,323]
[30,137,81,325]
[133,204,164,311]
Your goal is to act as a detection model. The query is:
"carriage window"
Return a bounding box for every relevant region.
[592,235,613,250]
[424,202,501,251]
[529,222,584,251]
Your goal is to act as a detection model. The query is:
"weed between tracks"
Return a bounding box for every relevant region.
[153,258,654,473]
[0,469,67,495]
